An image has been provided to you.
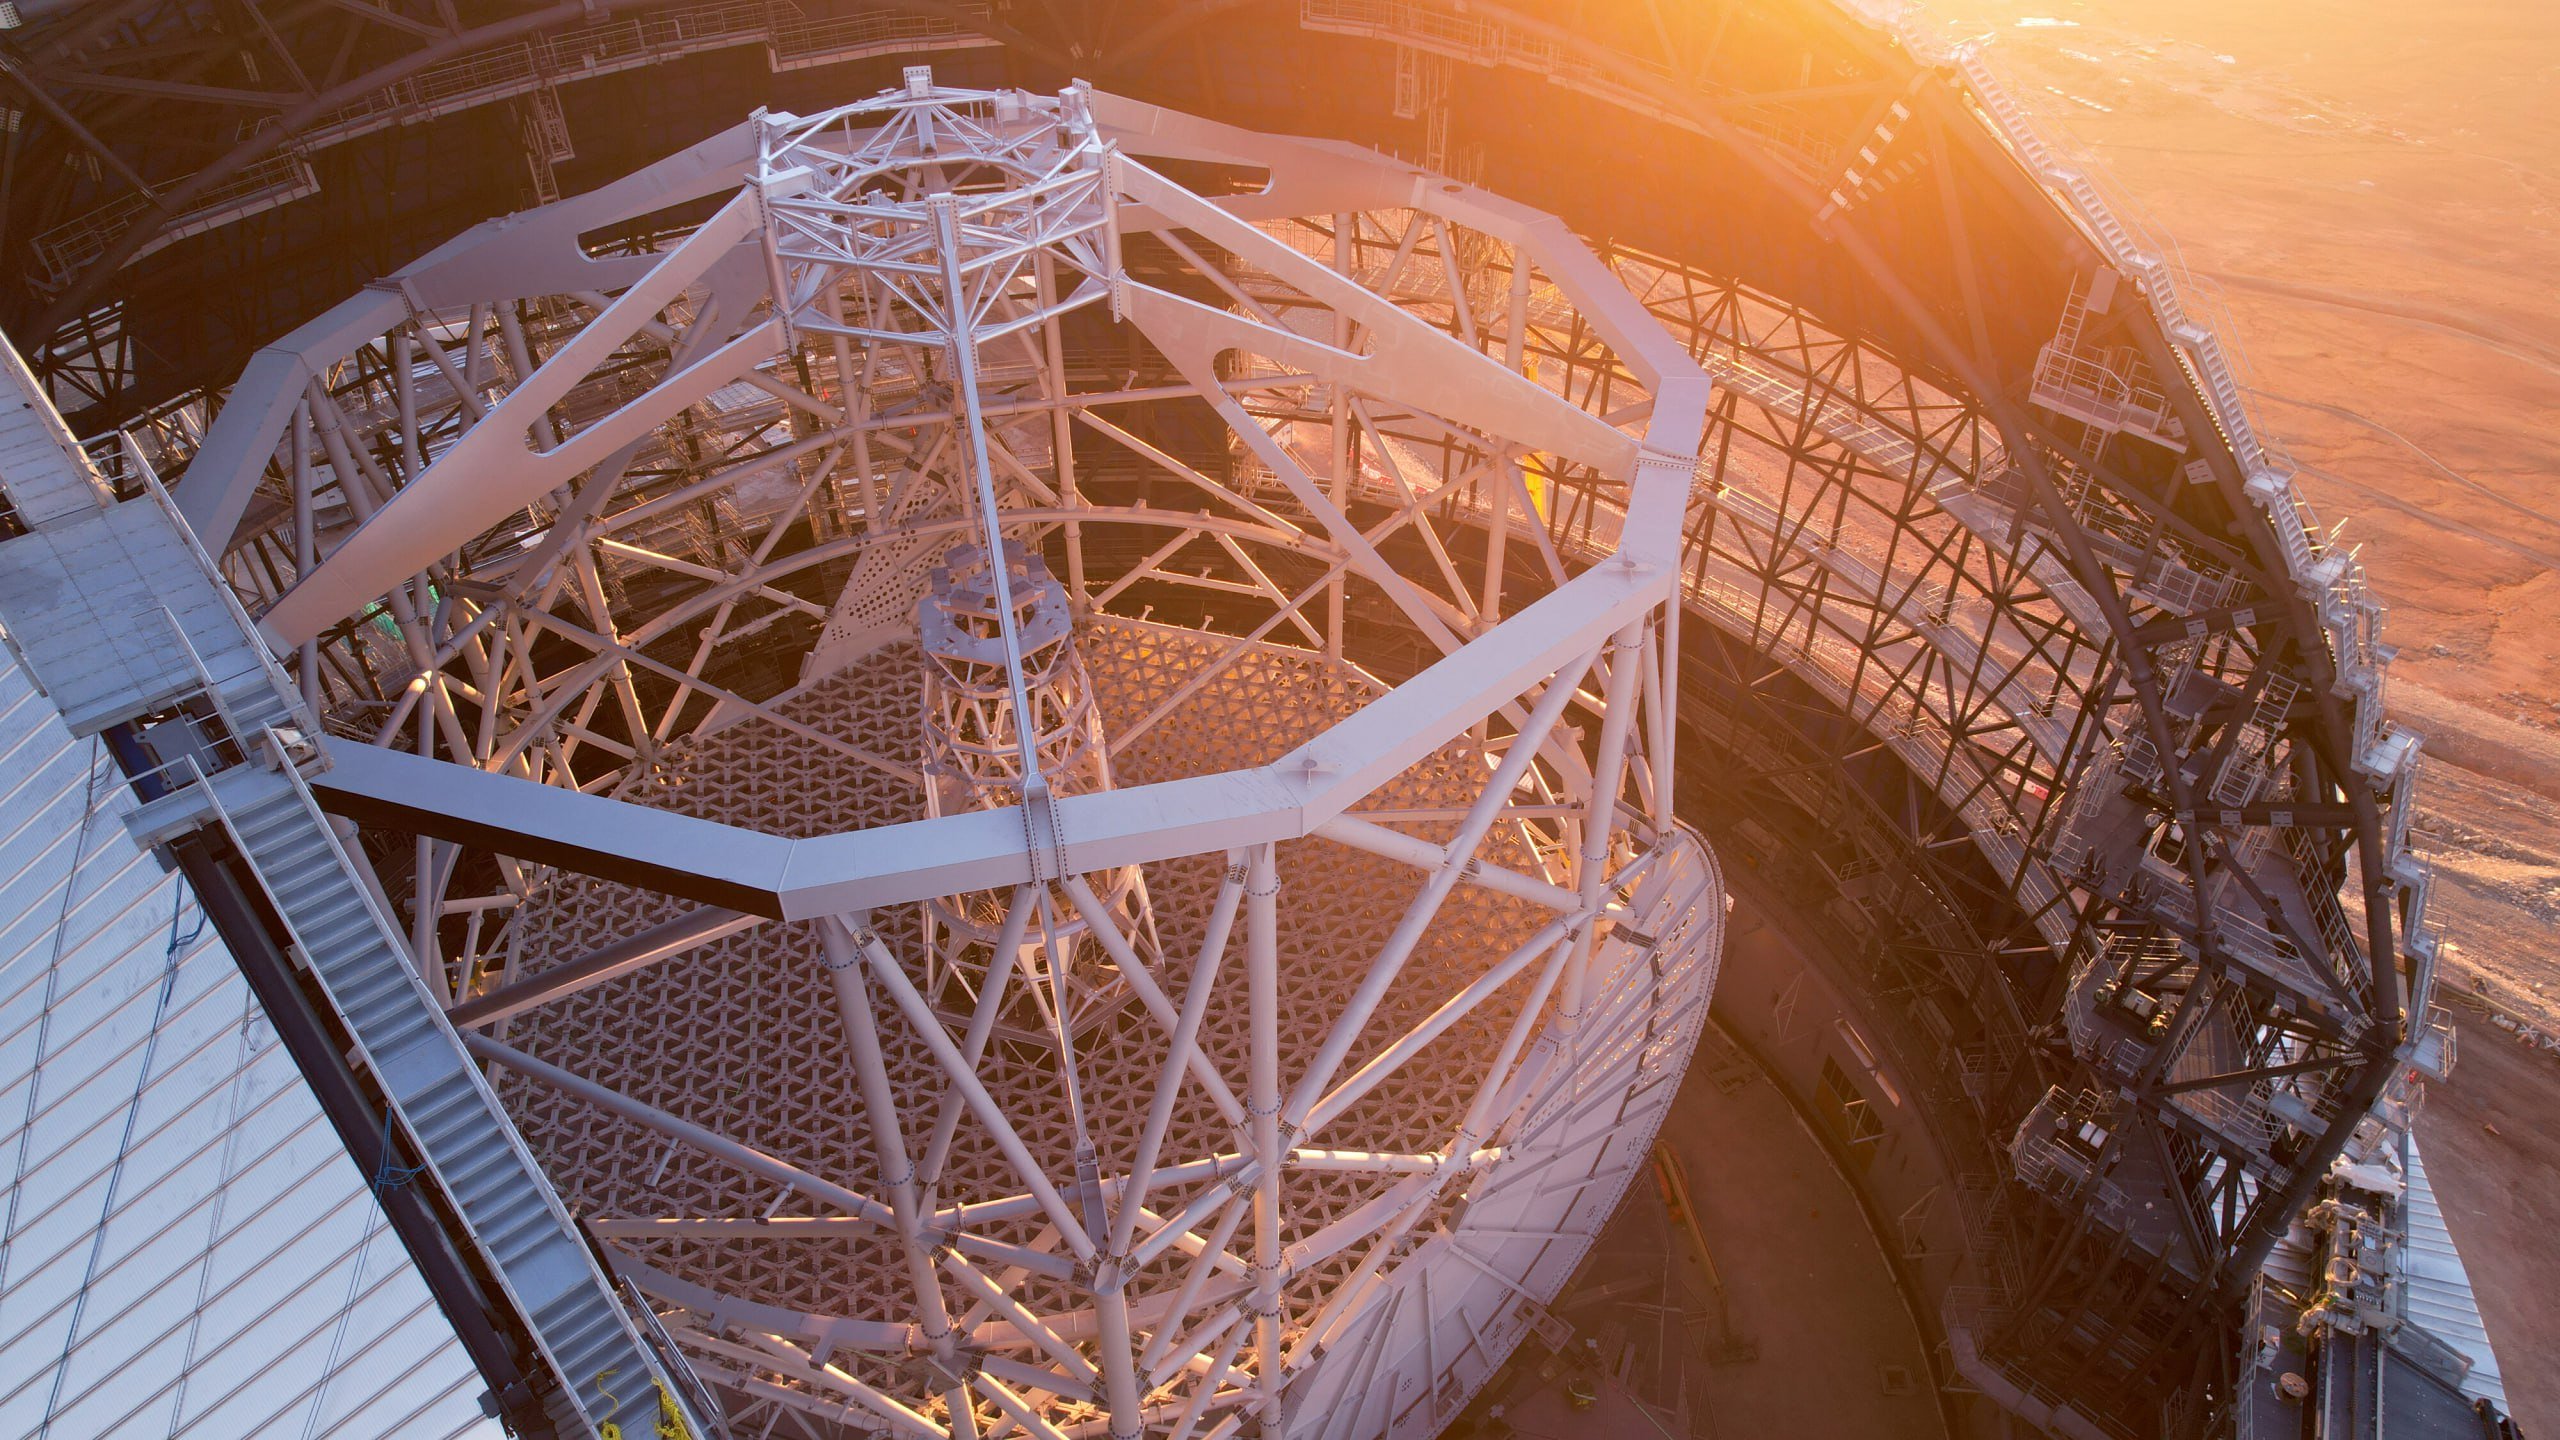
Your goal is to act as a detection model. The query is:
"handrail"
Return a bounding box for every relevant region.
[617,1274,734,1438]
[216,723,715,1437]
[239,728,418,969]
[125,432,324,745]
[1943,41,2293,478]
[1925,30,2434,977]
[145,603,261,759]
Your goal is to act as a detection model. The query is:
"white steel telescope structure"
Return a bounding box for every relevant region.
[0,3,2517,1437]
[0,71,1724,1440]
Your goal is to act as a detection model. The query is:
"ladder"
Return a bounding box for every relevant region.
[2211,672,2300,808]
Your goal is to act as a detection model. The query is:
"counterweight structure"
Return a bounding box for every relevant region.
[0,3,2504,1438]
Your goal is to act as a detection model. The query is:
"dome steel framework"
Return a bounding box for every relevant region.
[0,3,2476,1439]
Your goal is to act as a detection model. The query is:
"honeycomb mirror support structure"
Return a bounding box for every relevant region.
[153,74,1730,1440]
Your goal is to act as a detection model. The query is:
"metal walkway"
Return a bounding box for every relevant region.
[200,753,689,1440]
[0,330,703,1439]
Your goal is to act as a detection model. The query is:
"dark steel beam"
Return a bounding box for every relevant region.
[447,904,763,1028]
[161,826,560,1437]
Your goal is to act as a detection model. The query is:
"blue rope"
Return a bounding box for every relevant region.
[367,1108,424,1194]
[0,742,107,1299]
[295,1203,384,1440]
[36,879,207,1437]
[168,883,209,950]
[165,985,264,1434]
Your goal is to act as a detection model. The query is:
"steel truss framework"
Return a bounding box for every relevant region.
[1276,5,2443,1432]
[1434,234,2424,1434]
[135,77,1746,1440]
[17,3,2446,1437]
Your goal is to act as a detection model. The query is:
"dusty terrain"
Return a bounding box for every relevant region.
[1915,0,2560,1425]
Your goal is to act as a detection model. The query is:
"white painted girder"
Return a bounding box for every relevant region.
[306,547,1672,922]
[177,122,766,556]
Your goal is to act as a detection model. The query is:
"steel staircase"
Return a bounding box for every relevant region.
[202,747,694,1440]
[1955,46,2057,175]
[0,364,711,1434]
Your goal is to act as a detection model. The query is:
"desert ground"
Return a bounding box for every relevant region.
[1915,0,2560,1425]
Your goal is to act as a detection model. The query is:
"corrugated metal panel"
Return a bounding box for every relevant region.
[0,646,500,1439]
[2400,1134,2508,1410]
